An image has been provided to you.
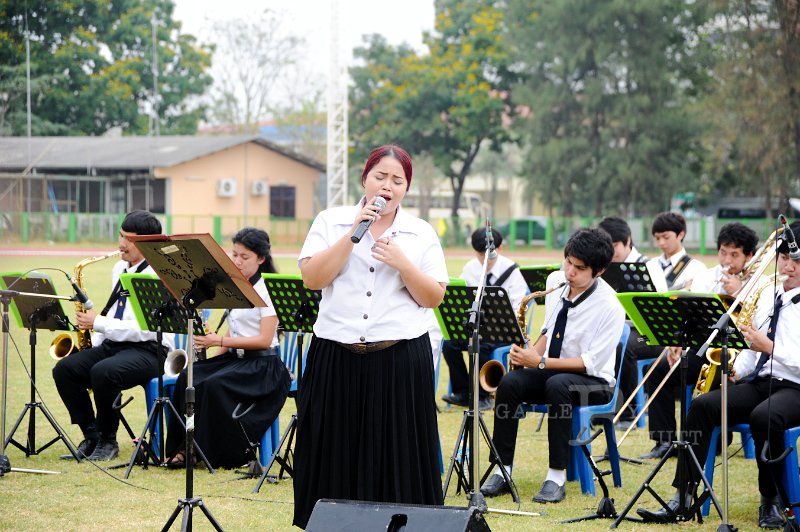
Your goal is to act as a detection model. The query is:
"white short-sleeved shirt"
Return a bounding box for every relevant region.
[540,271,626,386]
[299,201,449,343]
[459,254,528,312]
[226,277,279,348]
[92,259,175,350]
[733,284,800,384]
[646,248,706,291]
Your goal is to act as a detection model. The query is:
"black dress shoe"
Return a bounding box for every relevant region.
[477,397,494,411]
[759,503,785,529]
[637,493,693,523]
[480,474,511,497]
[87,438,119,461]
[441,393,468,407]
[60,437,97,460]
[532,480,565,503]
[639,441,671,460]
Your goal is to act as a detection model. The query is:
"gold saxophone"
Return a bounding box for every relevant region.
[479,281,567,393]
[693,228,782,396]
[49,250,121,359]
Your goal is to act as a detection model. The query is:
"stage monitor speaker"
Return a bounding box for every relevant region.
[306,499,491,531]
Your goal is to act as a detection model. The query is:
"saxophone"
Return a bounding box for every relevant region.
[692,228,782,396]
[479,280,567,393]
[49,250,121,359]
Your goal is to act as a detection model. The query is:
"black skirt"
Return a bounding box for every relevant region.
[165,352,291,469]
[292,334,443,529]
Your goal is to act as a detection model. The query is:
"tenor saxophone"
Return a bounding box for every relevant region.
[49,250,121,359]
[479,280,567,393]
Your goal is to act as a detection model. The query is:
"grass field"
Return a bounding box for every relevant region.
[0,250,763,531]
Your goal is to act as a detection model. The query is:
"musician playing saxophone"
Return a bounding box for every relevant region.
[638,220,800,529]
[52,210,174,461]
[640,222,759,460]
[480,228,625,504]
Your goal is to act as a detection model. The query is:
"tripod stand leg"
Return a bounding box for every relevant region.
[611,444,678,528]
[124,400,164,478]
[5,404,33,454]
[443,410,471,498]
[477,412,520,505]
[253,414,297,493]
[163,397,215,474]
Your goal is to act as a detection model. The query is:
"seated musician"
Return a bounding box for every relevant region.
[440,227,528,411]
[640,222,758,460]
[637,221,800,530]
[165,227,291,468]
[479,228,625,503]
[52,210,174,461]
[598,216,662,429]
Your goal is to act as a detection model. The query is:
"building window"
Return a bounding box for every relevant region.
[270,185,296,218]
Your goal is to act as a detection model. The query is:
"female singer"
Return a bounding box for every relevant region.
[293,144,448,528]
[165,227,290,468]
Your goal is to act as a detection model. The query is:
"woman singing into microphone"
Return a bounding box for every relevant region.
[293,144,448,528]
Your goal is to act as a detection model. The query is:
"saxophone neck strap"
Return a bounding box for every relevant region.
[100,260,149,316]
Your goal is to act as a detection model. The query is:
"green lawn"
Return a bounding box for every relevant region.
[0,252,762,531]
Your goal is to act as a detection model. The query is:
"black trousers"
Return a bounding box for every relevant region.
[644,349,705,443]
[441,339,498,399]
[674,377,800,498]
[491,369,612,470]
[617,328,663,421]
[52,340,161,437]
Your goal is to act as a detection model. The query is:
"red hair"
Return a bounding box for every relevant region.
[360,144,413,190]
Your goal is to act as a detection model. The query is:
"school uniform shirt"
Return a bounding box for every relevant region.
[91,259,175,350]
[540,271,626,386]
[733,284,800,384]
[623,247,667,292]
[299,200,449,343]
[225,277,279,348]
[646,248,706,292]
[459,254,528,312]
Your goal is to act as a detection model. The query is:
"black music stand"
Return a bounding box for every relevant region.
[611,292,748,528]
[602,262,658,294]
[519,263,560,305]
[116,273,212,478]
[131,233,265,532]
[438,284,526,505]
[253,273,320,493]
[1,273,79,465]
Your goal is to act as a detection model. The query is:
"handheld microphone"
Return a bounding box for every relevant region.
[485,222,497,260]
[66,273,94,310]
[779,214,800,260]
[351,196,388,243]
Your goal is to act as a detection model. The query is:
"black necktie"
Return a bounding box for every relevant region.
[743,295,783,383]
[487,273,495,286]
[548,299,572,358]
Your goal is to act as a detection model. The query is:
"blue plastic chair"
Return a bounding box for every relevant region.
[699,423,758,516]
[517,324,631,496]
[782,426,800,515]
[634,358,654,428]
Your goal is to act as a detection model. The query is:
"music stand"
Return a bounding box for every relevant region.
[0,272,79,469]
[437,284,526,505]
[610,291,748,528]
[253,273,320,493]
[130,233,265,532]
[519,263,560,305]
[116,273,213,478]
[601,262,658,294]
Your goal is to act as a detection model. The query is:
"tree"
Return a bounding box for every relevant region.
[349,0,519,241]
[0,0,213,136]
[506,0,713,217]
[207,9,304,134]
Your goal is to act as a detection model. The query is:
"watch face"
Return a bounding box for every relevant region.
[538,360,546,369]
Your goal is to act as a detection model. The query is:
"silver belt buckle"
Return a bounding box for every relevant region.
[235,348,244,358]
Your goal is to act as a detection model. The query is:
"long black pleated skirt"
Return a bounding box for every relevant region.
[292,334,443,529]
[165,352,291,469]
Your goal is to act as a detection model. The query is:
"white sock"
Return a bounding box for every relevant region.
[545,468,566,486]
[493,464,511,478]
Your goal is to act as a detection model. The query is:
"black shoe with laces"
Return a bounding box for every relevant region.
[441,393,469,407]
[60,437,98,460]
[639,441,671,460]
[759,495,785,529]
[87,438,119,461]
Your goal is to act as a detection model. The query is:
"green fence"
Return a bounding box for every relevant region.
[0,212,782,253]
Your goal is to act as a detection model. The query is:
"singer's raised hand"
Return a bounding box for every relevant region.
[350,197,384,234]
[371,237,409,271]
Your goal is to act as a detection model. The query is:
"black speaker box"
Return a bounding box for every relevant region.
[306,499,491,531]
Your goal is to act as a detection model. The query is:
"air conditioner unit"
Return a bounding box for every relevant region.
[217,178,237,197]
[251,181,269,196]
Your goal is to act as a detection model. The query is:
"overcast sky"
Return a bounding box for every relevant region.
[173,0,435,79]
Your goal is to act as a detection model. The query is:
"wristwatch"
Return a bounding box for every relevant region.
[538,357,546,370]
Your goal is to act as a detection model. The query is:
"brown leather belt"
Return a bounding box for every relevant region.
[334,340,400,354]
